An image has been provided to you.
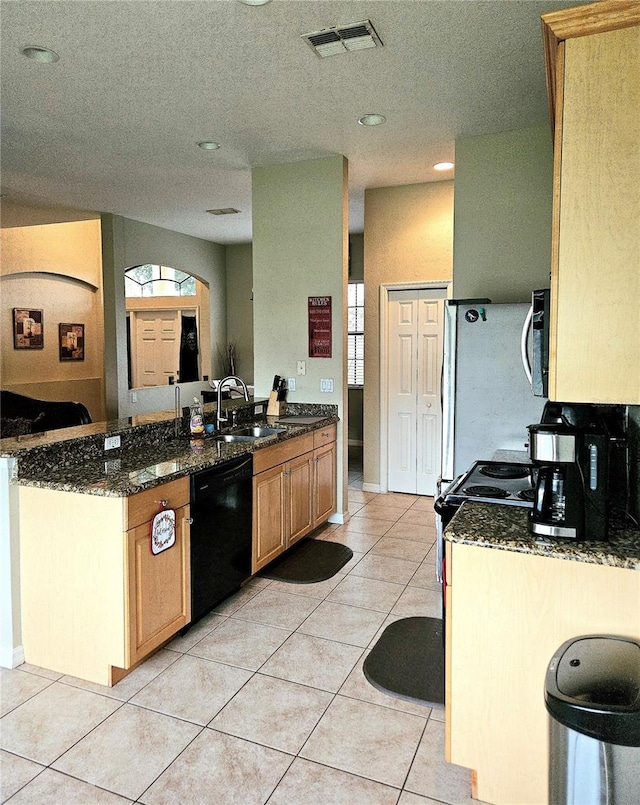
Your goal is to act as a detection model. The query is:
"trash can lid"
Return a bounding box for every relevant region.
[545,635,640,747]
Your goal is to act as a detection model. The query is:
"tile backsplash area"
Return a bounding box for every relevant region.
[628,405,640,522]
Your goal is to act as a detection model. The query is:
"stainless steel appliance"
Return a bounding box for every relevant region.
[441,300,546,483]
[434,460,536,582]
[521,288,550,398]
[528,419,609,541]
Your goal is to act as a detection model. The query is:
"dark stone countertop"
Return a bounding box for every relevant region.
[446,501,640,571]
[4,401,338,498]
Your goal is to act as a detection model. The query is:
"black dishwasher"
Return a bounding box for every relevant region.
[189,454,253,626]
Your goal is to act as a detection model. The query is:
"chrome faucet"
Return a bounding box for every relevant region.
[174,385,181,437]
[216,375,250,430]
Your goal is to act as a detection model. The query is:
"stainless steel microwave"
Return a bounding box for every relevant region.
[522,288,550,397]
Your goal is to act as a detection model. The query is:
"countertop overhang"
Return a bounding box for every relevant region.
[446,500,640,570]
[2,401,338,498]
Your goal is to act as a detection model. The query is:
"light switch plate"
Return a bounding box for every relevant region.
[320,378,334,393]
[287,378,296,391]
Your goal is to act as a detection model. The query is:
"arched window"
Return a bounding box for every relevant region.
[124,265,196,297]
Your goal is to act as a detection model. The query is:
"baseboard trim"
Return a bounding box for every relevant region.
[0,644,25,669]
[362,482,382,493]
[328,512,346,525]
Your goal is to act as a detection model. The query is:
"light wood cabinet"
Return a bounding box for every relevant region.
[312,440,336,528]
[252,425,337,573]
[445,540,640,805]
[19,477,190,686]
[126,503,190,666]
[542,4,640,404]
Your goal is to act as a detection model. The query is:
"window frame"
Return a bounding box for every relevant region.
[347,280,364,388]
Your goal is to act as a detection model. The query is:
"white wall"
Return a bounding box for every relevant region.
[252,155,348,519]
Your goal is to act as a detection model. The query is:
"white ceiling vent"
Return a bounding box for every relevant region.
[207,208,240,215]
[303,20,383,58]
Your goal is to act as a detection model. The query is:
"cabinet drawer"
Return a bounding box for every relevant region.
[126,476,189,531]
[253,432,314,474]
[313,423,336,448]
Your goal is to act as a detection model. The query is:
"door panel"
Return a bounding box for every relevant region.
[133,311,179,387]
[387,288,446,496]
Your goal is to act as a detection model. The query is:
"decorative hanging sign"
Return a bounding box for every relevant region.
[150,507,176,555]
[308,296,332,358]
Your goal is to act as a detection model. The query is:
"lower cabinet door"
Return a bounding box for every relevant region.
[127,504,190,665]
[313,441,336,527]
[287,451,314,546]
[253,464,287,572]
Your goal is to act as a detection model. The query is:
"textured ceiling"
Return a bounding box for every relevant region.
[0,0,580,244]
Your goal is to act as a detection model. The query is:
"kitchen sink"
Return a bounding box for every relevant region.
[214,426,286,443]
[215,433,259,443]
[234,426,286,438]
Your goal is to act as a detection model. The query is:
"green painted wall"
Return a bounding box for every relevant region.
[252,155,348,519]
[453,124,553,302]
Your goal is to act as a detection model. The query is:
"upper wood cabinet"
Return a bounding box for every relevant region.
[542,3,640,404]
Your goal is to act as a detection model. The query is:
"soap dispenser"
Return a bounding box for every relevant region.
[189,397,205,438]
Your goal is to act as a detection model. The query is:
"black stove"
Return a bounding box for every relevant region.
[435,461,536,522]
[433,461,536,586]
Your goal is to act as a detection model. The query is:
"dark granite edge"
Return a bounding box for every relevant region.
[445,501,640,571]
[11,413,339,498]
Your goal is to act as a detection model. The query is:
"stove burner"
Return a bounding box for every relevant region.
[479,464,530,480]
[464,485,509,498]
[518,489,536,502]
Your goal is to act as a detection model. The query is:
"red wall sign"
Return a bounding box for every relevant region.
[308,296,332,358]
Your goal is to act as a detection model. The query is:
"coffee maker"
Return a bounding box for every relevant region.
[527,403,609,541]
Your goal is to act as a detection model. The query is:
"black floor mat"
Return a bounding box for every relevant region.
[363,616,444,707]
[262,539,353,584]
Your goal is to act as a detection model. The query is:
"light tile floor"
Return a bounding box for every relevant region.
[1,462,480,804]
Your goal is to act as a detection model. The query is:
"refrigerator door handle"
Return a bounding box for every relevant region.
[521,304,533,387]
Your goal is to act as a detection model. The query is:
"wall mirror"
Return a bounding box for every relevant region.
[125,264,211,390]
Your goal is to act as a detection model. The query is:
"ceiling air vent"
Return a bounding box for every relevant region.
[207,208,240,216]
[303,20,383,58]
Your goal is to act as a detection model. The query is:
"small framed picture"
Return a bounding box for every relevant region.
[59,323,85,361]
[13,308,44,349]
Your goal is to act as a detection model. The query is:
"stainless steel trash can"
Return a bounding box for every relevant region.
[545,635,640,805]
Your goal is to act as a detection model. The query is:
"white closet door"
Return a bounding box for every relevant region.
[416,291,445,495]
[387,289,445,495]
[388,291,419,493]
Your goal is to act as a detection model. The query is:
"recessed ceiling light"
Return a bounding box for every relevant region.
[21,45,59,63]
[197,141,220,151]
[236,0,271,5]
[207,208,240,216]
[434,161,455,171]
[358,114,386,127]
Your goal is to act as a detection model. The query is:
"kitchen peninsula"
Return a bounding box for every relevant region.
[444,501,640,805]
[1,400,339,687]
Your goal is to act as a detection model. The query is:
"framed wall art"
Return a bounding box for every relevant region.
[59,323,85,361]
[13,308,44,349]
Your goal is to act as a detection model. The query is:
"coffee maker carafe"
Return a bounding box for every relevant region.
[527,404,609,541]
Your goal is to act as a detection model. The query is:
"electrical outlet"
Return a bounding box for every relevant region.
[320,378,334,393]
[104,435,121,451]
[287,378,296,392]
[296,360,306,376]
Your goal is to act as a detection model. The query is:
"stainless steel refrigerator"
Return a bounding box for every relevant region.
[441,299,547,481]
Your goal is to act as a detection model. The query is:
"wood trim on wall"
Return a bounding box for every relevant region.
[542,1,640,131]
